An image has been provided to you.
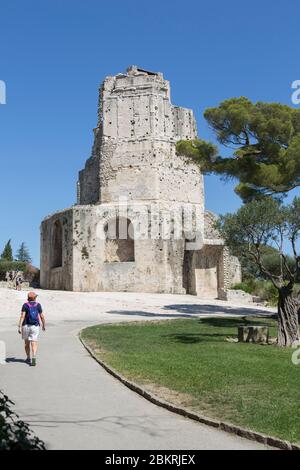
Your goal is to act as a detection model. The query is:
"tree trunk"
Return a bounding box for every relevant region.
[277,286,300,347]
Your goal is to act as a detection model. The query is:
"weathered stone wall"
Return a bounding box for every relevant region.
[78,65,203,209]
[40,66,241,297]
[204,210,222,240]
[70,203,188,293]
[221,246,242,289]
[40,209,74,290]
[218,289,255,304]
[41,198,202,294]
[185,245,223,298]
[78,156,100,205]
[181,211,242,298]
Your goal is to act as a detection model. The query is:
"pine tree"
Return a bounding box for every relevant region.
[1,240,13,261]
[177,98,300,201]
[16,242,32,263]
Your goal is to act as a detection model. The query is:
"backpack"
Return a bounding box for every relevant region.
[25,302,40,325]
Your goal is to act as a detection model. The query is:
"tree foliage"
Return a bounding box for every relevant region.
[0,261,26,275]
[1,240,13,262]
[177,97,300,201]
[217,198,300,287]
[241,245,297,281]
[16,242,32,263]
[216,197,300,346]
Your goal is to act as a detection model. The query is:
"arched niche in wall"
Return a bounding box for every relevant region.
[51,220,63,268]
[104,217,135,263]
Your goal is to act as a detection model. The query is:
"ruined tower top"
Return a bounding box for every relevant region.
[93,65,196,142]
[126,65,162,76]
[78,66,201,205]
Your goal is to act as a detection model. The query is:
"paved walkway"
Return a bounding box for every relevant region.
[0,288,274,450]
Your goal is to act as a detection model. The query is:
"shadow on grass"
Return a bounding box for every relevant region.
[162,317,277,344]
[198,316,276,328]
[162,333,204,344]
[162,330,234,344]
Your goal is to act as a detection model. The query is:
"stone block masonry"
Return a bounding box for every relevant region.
[40,66,241,296]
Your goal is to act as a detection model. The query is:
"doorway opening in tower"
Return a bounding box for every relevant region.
[104,217,135,263]
[51,220,63,268]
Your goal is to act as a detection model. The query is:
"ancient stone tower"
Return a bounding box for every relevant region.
[40,66,241,295]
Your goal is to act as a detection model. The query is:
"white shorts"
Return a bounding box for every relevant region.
[22,325,40,341]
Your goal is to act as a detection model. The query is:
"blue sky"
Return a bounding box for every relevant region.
[0,0,299,265]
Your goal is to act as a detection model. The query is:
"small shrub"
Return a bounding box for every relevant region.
[231,281,254,294]
[0,261,26,274]
[232,279,279,306]
[0,261,27,281]
[0,390,45,450]
[252,280,278,306]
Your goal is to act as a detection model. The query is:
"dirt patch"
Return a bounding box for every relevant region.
[142,383,195,409]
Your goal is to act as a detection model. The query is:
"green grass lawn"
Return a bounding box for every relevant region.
[81,316,300,444]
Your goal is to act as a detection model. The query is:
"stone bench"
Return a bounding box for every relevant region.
[238,325,269,344]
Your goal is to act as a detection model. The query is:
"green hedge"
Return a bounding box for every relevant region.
[0,261,27,275]
[231,279,279,305]
[231,281,254,294]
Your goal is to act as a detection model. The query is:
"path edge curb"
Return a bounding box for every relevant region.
[79,332,299,451]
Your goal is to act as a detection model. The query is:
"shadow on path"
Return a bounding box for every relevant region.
[5,357,30,365]
[107,310,200,319]
[107,304,275,319]
[163,304,274,316]
[23,413,169,437]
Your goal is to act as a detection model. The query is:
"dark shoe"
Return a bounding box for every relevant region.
[25,357,31,365]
